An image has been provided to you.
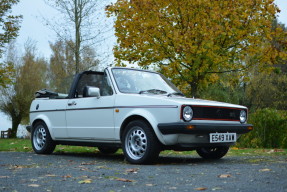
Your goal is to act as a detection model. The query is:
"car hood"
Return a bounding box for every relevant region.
[162,96,247,109]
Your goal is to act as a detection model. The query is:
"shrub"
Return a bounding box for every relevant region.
[237,108,287,148]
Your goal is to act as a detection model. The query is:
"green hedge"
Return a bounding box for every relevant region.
[237,108,287,148]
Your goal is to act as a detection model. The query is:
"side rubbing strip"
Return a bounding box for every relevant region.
[30,105,178,113]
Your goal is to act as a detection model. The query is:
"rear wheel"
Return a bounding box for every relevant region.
[98,147,119,154]
[196,146,229,159]
[31,121,56,154]
[122,120,160,164]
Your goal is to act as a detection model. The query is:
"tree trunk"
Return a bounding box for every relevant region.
[74,0,81,74]
[190,81,199,98]
[10,114,22,138]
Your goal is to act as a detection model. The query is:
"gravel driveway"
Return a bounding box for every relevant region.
[0,152,286,192]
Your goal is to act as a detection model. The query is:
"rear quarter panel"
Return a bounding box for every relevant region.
[30,99,68,139]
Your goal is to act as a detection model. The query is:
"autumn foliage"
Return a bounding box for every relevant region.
[107,0,287,96]
[0,0,22,87]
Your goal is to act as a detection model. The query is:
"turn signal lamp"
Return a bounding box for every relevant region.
[186,125,195,130]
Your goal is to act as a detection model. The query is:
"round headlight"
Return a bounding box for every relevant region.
[182,106,193,122]
[239,110,247,123]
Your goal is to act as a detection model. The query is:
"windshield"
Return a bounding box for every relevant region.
[112,68,183,96]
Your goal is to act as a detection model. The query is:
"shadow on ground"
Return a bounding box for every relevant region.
[51,151,227,165]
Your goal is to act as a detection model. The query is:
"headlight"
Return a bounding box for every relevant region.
[182,106,193,122]
[239,110,247,123]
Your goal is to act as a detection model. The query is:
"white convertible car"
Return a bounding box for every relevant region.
[28,67,253,164]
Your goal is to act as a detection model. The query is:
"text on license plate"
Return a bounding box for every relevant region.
[210,133,237,143]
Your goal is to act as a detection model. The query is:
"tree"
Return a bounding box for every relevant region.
[245,67,287,110]
[0,41,48,137]
[198,18,287,110]
[198,73,247,106]
[45,0,109,74]
[0,0,22,87]
[107,0,287,97]
[48,39,99,93]
[245,20,287,110]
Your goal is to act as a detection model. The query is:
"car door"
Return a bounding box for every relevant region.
[65,71,116,141]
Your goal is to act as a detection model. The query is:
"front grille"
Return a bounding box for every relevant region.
[192,106,244,121]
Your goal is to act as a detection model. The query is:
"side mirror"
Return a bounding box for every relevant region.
[83,86,100,98]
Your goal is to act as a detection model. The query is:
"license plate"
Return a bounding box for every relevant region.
[210,133,236,143]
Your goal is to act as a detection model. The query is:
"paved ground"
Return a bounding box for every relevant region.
[0,151,286,192]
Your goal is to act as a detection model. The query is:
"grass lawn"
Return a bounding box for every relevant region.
[0,138,286,156]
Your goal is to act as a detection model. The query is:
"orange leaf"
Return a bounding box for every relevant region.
[63,175,72,178]
[115,178,134,182]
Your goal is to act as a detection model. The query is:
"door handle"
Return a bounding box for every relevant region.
[68,101,77,106]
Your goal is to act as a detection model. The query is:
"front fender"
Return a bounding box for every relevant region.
[117,108,167,145]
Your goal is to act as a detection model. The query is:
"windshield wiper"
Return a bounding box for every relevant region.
[167,92,185,97]
[139,89,167,95]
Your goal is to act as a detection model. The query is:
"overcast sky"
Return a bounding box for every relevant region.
[0,0,286,132]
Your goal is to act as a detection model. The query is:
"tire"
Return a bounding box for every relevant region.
[98,147,119,154]
[31,121,56,154]
[196,146,229,159]
[122,120,160,164]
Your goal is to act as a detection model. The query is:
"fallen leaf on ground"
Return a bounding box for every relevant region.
[12,165,24,169]
[30,179,38,182]
[28,184,40,187]
[62,175,72,178]
[96,166,108,169]
[115,178,134,182]
[195,187,207,191]
[78,166,89,171]
[125,168,139,173]
[0,176,9,178]
[267,149,285,153]
[45,174,57,177]
[23,147,29,150]
[274,149,284,152]
[81,162,97,165]
[218,174,231,178]
[78,179,92,184]
[259,169,271,172]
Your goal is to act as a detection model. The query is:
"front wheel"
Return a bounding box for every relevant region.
[122,120,160,164]
[31,121,56,154]
[196,146,229,159]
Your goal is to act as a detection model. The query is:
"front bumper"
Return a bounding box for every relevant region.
[158,122,253,135]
